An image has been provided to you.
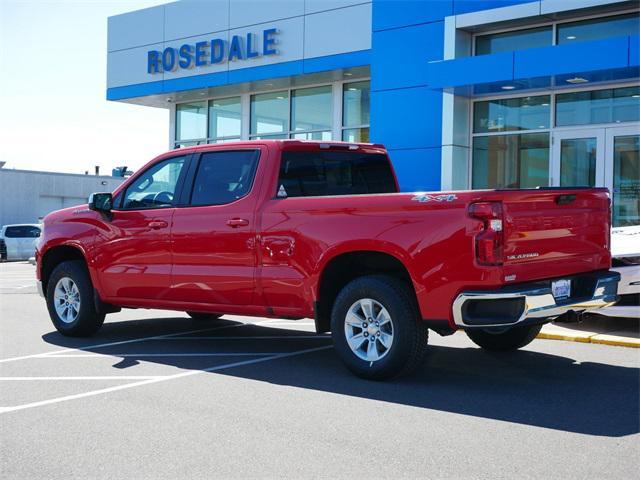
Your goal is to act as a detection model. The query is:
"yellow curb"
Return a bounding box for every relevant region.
[537,332,640,348]
[590,335,640,348]
[537,332,591,343]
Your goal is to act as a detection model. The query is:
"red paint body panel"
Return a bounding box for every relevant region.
[36,141,612,328]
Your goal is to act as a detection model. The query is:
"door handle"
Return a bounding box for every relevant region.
[148,220,168,229]
[226,218,249,228]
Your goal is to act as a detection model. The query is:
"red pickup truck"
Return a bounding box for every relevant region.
[36,140,619,379]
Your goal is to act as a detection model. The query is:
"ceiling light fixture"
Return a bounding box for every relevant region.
[566,35,577,40]
[566,77,588,84]
[501,85,515,90]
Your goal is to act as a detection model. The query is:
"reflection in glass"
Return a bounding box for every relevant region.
[291,131,332,140]
[343,81,370,127]
[472,133,549,189]
[251,91,289,135]
[209,97,241,139]
[176,102,207,141]
[556,87,640,126]
[557,13,640,45]
[560,137,596,187]
[474,96,550,133]
[342,127,370,143]
[613,135,640,227]
[292,86,332,132]
[475,26,552,55]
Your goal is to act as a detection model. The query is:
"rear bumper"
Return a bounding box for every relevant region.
[452,270,620,329]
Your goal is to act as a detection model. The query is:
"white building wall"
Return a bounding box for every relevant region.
[107,0,372,89]
[0,170,125,227]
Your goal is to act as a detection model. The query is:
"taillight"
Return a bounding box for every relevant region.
[469,202,503,266]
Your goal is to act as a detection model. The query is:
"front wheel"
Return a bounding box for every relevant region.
[331,275,428,380]
[465,323,542,351]
[46,260,105,337]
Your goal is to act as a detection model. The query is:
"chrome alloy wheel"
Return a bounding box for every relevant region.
[344,298,394,362]
[53,277,81,324]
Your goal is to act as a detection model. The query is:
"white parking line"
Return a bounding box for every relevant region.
[38,352,288,358]
[0,345,332,414]
[156,335,330,340]
[0,376,167,381]
[0,322,252,364]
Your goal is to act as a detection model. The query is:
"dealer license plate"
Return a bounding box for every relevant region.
[552,279,571,300]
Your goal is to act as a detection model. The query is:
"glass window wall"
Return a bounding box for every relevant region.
[291,86,332,138]
[176,102,207,142]
[557,12,640,45]
[556,87,640,127]
[472,133,550,189]
[209,97,241,141]
[475,27,552,55]
[250,91,289,136]
[474,96,550,133]
[342,81,370,142]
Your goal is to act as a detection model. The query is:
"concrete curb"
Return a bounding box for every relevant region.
[537,330,640,348]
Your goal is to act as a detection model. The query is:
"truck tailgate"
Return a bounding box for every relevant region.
[501,188,611,283]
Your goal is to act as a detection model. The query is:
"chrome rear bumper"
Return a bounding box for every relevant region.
[452,271,620,329]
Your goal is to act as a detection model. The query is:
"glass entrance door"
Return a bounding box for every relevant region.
[551,129,605,187]
[552,125,640,227]
[605,126,640,227]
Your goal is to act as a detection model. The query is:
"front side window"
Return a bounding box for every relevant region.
[472,133,550,189]
[122,156,186,210]
[278,151,396,197]
[475,26,552,55]
[190,150,260,206]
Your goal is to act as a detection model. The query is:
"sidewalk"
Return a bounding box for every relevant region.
[539,314,640,348]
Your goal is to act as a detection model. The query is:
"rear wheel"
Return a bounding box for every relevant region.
[465,323,542,351]
[330,275,428,380]
[46,260,105,337]
[186,312,223,321]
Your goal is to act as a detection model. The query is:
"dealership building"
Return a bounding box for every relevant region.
[107,0,639,227]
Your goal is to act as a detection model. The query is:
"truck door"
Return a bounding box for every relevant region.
[92,155,189,301]
[168,148,263,306]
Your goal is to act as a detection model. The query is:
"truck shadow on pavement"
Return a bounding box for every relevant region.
[42,317,640,438]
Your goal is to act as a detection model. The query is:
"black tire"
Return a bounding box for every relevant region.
[46,260,105,337]
[465,323,542,351]
[330,275,428,380]
[186,312,223,321]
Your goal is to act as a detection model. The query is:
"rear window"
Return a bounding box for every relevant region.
[4,226,41,238]
[278,151,397,198]
[190,150,260,206]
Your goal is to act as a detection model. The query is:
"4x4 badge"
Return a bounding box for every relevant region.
[411,193,457,203]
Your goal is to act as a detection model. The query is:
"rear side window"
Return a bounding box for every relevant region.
[278,151,397,197]
[190,150,260,206]
[4,226,41,238]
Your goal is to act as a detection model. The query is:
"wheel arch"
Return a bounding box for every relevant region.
[314,249,420,333]
[40,244,90,295]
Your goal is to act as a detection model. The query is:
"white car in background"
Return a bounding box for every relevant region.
[596,225,640,318]
[0,224,42,261]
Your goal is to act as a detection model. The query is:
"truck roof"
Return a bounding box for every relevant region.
[172,139,387,154]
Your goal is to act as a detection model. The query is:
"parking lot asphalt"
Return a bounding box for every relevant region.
[1,262,639,479]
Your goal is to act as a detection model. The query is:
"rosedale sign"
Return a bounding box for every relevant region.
[147,28,279,74]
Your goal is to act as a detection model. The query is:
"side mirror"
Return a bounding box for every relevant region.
[88,192,113,213]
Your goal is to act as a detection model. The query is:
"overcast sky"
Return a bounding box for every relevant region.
[0,0,169,174]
